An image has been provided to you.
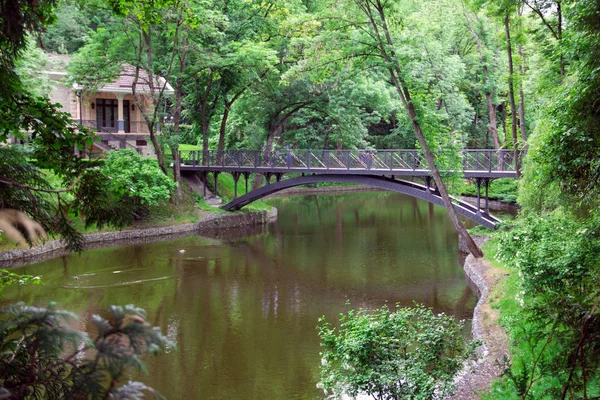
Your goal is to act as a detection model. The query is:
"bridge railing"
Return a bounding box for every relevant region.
[180,149,519,173]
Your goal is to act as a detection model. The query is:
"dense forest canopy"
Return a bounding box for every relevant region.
[34,0,533,152]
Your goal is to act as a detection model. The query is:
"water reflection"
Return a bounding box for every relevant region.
[2,191,476,400]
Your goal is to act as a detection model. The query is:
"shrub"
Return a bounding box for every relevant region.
[317,304,476,400]
[495,212,600,398]
[102,149,177,207]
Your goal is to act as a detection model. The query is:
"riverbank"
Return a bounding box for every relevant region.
[452,237,510,399]
[0,208,277,268]
[460,195,519,214]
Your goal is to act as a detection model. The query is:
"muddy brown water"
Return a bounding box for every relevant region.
[2,192,482,399]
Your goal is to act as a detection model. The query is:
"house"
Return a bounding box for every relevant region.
[45,54,174,156]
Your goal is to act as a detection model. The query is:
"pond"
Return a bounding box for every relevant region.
[2,191,478,399]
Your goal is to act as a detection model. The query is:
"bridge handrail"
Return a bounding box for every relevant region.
[179,149,520,173]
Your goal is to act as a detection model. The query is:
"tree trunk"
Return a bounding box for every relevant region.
[142,29,169,177]
[216,71,267,156]
[368,0,483,257]
[558,2,564,75]
[402,95,484,257]
[217,103,231,158]
[500,102,507,146]
[253,122,285,190]
[518,43,527,144]
[504,11,520,177]
[486,93,500,149]
[201,112,209,166]
[171,35,187,202]
[199,70,215,166]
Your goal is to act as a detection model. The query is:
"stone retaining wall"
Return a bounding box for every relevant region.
[451,236,509,399]
[0,208,277,268]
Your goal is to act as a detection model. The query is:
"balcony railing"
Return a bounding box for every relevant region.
[126,120,150,134]
[77,120,149,134]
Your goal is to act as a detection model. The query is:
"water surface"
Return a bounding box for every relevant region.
[3,192,477,399]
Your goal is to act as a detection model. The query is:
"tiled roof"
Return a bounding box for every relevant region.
[46,54,173,94]
[98,64,173,94]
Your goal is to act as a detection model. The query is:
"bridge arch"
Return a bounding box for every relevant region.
[221,174,501,229]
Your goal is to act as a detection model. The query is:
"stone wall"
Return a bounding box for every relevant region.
[452,236,510,399]
[0,208,277,268]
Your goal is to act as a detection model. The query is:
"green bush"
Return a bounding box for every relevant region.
[102,149,177,207]
[317,304,476,400]
[491,212,600,398]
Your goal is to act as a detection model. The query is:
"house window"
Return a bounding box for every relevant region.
[96,99,131,133]
[96,99,118,132]
[136,140,147,146]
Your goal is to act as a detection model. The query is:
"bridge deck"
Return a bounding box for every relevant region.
[179,149,520,179]
[180,165,517,179]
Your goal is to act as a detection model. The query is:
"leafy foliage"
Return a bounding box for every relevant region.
[0,302,172,399]
[40,0,93,54]
[102,149,177,207]
[317,304,475,400]
[0,270,40,297]
[494,212,600,398]
[520,0,600,213]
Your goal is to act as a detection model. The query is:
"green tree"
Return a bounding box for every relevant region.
[40,0,92,54]
[317,304,475,399]
[306,0,484,256]
[520,0,600,213]
[183,0,297,162]
[0,146,134,251]
[462,4,503,149]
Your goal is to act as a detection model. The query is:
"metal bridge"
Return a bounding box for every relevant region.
[180,149,521,229]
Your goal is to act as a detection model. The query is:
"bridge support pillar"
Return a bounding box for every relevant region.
[265,172,273,185]
[213,172,220,197]
[275,173,283,182]
[201,171,208,198]
[243,172,250,195]
[484,178,490,215]
[476,178,482,216]
[425,176,432,194]
[232,172,241,199]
